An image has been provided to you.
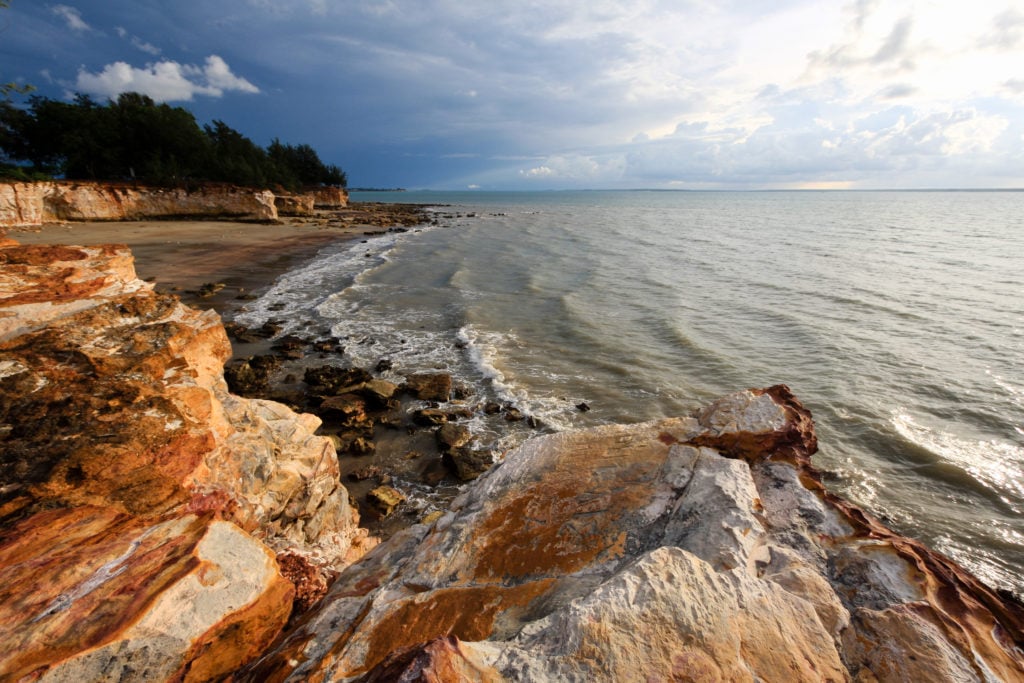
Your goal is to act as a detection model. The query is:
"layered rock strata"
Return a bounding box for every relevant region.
[247,386,1024,682]
[0,181,279,226]
[0,240,372,680]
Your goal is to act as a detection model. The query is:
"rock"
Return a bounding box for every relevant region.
[375,359,393,373]
[304,365,373,394]
[358,379,399,405]
[436,423,472,452]
[444,448,494,482]
[224,322,265,344]
[349,466,384,482]
[246,386,1024,682]
[403,372,452,402]
[368,486,405,517]
[317,394,368,426]
[503,406,524,422]
[482,401,502,415]
[197,281,226,298]
[304,187,348,209]
[224,355,281,396]
[344,437,376,457]
[313,340,341,353]
[0,510,295,683]
[276,551,330,614]
[413,408,449,426]
[576,401,590,412]
[0,181,279,227]
[272,334,308,352]
[274,194,315,217]
[0,240,375,678]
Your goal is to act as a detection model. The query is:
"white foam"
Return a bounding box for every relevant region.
[891,409,1024,511]
[231,227,430,335]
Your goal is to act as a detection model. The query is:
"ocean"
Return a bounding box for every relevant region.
[234,189,1024,595]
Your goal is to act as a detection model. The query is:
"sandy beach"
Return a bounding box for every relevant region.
[3,204,429,314]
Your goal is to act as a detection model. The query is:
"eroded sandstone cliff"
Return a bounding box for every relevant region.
[0,181,285,226]
[0,239,372,680]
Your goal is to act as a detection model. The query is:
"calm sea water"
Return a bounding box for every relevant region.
[235,190,1024,595]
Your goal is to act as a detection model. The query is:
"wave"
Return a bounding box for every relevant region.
[890,409,1024,514]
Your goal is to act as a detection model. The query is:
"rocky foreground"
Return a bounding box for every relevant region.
[1,240,1023,681]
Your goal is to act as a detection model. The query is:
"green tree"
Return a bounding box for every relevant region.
[204,119,271,186]
[0,90,347,188]
[267,138,347,189]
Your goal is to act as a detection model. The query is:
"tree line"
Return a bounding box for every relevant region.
[0,92,346,190]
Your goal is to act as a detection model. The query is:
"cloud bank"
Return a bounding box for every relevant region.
[74,56,259,102]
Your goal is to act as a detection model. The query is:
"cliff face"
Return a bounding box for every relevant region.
[248,387,1024,682]
[0,181,279,226]
[307,186,349,209]
[0,240,373,680]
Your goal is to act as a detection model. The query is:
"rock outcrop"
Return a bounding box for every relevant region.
[0,181,279,226]
[2,236,1022,681]
[247,387,1024,682]
[0,240,373,680]
[274,194,315,217]
[307,186,349,209]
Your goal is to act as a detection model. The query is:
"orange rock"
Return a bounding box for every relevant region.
[247,388,1024,682]
[0,239,373,679]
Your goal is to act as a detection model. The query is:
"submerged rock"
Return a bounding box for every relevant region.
[246,386,1024,682]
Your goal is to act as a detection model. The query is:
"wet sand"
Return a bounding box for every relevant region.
[4,204,430,315]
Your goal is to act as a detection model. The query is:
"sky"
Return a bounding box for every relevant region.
[2,0,1023,190]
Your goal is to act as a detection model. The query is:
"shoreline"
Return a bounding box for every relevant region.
[4,203,432,317]
[5,202,474,539]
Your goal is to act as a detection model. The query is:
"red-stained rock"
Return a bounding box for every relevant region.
[246,387,1024,682]
[277,551,331,614]
[0,239,374,680]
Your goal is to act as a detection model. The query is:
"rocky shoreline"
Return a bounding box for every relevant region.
[1,217,1023,680]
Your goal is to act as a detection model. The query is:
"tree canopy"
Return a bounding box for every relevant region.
[0,92,346,189]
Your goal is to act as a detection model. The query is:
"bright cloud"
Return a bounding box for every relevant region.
[74,56,259,102]
[51,4,90,32]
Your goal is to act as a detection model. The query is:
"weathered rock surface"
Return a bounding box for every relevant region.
[247,387,1024,682]
[274,194,315,217]
[0,240,373,679]
[0,181,279,226]
[307,186,349,209]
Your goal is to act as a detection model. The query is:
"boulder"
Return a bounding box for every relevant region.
[368,486,405,517]
[245,386,1024,682]
[444,448,494,482]
[436,423,472,452]
[413,408,449,426]
[0,240,374,679]
[403,372,452,402]
[304,365,373,394]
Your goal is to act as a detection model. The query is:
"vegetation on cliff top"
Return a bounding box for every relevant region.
[0,92,346,190]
